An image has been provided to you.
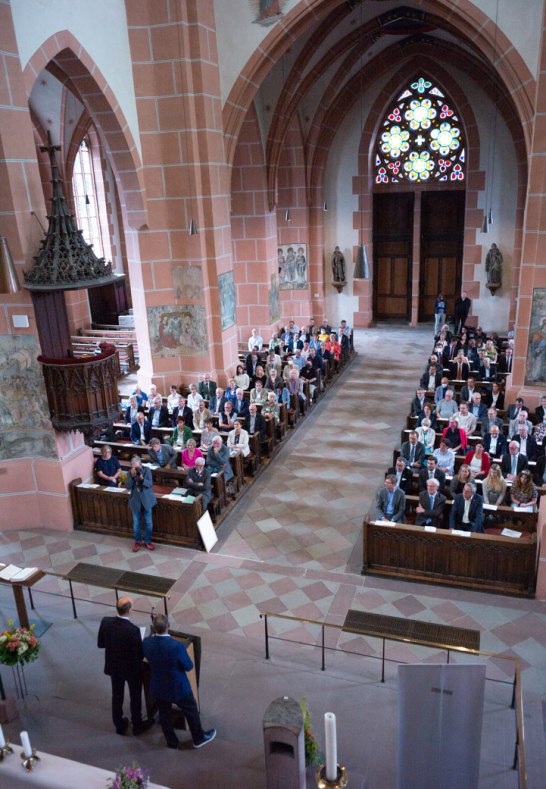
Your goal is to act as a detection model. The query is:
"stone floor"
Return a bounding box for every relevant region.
[1,326,545,788]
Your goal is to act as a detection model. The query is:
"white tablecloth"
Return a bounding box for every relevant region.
[1,745,169,789]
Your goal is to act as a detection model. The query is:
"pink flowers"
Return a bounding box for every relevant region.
[0,621,40,666]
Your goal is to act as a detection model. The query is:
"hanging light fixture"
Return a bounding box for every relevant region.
[175,0,198,236]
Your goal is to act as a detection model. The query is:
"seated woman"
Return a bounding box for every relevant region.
[234,363,250,391]
[252,364,267,388]
[167,385,181,420]
[482,463,507,505]
[416,404,437,430]
[511,470,538,511]
[170,415,193,449]
[465,442,491,479]
[442,417,467,454]
[416,418,436,455]
[199,419,220,452]
[225,378,238,405]
[181,438,203,471]
[95,445,121,487]
[449,463,473,498]
[125,395,142,424]
[488,381,505,410]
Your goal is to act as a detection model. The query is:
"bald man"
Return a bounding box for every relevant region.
[97,596,154,736]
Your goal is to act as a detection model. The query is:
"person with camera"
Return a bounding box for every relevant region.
[126,455,157,552]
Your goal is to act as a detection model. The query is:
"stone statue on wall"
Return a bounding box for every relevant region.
[485,243,503,293]
[331,246,346,283]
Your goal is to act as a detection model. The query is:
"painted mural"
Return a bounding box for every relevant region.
[172,265,203,301]
[0,335,57,460]
[269,274,279,323]
[525,288,546,385]
[218,271,236,331]
[278,243,308,290]
[148,305,208,357]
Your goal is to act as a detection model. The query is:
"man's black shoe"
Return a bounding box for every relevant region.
[116,717,129,735]
[133,718,155,735]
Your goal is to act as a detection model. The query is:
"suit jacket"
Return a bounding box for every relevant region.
[232,397,250,420]
[227,428,250,456]
[411,396,427,416]
[482,432,508,459]
[511,434,539,461]
[420,371,442,391]
[125,405,144,424]
[125,466,157,512]
[454,296,471,319]
[246,411,266,441]
[500,453,528,477]
[415,490,446,528]
[198,380,217,402]
[172,405,194,429]
[142,634,193,702]
[479,415,503,437]
[147,404,170,428]
[130,419,151,444]
[449,493,484,533]
[535,405,546,423]
[497,354,513,374]
[386,466,413,493]
[507,404,524,421]
[483,390,505,410]
[185,465,212,507]
[477,364,497,382]
[418,467,446,492]
[97,616,144,679]
[460,385,478,404]
[375,487,406,523]
[469,403,488,421]
[532,454,546,485]
[206,443,233,481]
[508,418,533,439]
[400,440,426,467]
[449,361,470,381]
[148,443,178,469]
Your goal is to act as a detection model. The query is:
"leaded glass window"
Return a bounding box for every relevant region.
[375,77,465,184]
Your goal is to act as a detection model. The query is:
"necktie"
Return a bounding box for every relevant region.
[511,456,517,475]
[429,471,433,479]
[430,495,434,510]
[410,446,415,463]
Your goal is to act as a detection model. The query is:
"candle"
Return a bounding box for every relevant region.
[0,724,5,748]
[20,731,32,758]
[324,711,337,781]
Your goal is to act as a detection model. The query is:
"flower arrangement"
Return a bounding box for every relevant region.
[300,697,323,767]
[0,621,40,666]
[108,763,149,789]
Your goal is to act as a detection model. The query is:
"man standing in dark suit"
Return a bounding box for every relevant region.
[126,456,157,551]
[198,373,217,412]
[97,596,154,736]
[454,291,471,334]
[143,614,216,750]
[415,478,446,528]
[450,483,484,532]
[497,348,514,374]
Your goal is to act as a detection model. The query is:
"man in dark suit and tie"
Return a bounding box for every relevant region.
[130,411,152,445]
[507,397,525,421]
[482,425,508,459]
[185,457,212,510]
[534,395,546,424]
[148,395,170,428]
[385,457,413,493]
[97,596,154,736]
[415,478,446,528]
[233,388,250,420]
[497,348,513,374]
[247,402,266,441]
[450,483,484,532]
[148,438,178,469]
[198,373,217,412]
[418,456,446,492]
[400,431,426,470]
[500,441,529,481]
[143,614,216,750]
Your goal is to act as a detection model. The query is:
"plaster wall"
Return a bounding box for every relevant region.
[10,0,141,156]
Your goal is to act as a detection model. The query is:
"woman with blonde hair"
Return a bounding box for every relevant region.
[181,438,203,471]
[482,463,507,505]
[449,464,473,498]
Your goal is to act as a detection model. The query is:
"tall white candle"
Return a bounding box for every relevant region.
[0,724,5,748]
[20,731,32,758]
[324,711,337,781]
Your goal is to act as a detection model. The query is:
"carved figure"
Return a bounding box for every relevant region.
[331,246,346,282]
[485,243,503,287]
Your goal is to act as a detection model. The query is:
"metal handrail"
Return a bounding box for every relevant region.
[260,610,526,789]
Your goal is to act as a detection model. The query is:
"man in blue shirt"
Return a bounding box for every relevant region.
[375,475,406,523]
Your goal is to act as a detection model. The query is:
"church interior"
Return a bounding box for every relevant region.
[1,1,546,787]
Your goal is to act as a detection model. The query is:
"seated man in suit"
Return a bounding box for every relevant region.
[198,373,217,411]
[207,436,234,486]
[232,388,250,420]
[508,409,533,439]
[95,444,122,487]
[148,395,170,429]
[375,475,406,523]
[477,356,497,382]
[131,411,151,445]
[250,379,268,407]
[507,397,525,421]
[185,456,212,510]
[480,406,503,437]
[400,431,426,470]
[227,419,250,457]
[469,392,488,422]
[411,388,427,417]
[415,478,446,528]
[148,437,178,469]
[420,364,442,393]
[460,377,479,405]
[483,381,505,410]
[418,455,446,492]
[483,424,508,460]
[193,399,213,430]
[450,351,470,381]
[212,387,226,417]
[247,402,266,442]
[125,395,144,424]
[172,396,194,430]
[385,456,413,493]
[512,425,539,461]
[450,483,484,532]
[497,347,514,374]
[534,394,546,424]
[500,440,529,481]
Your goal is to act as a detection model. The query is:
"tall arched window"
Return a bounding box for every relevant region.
[375,77,465,185]
[72,135,111,260]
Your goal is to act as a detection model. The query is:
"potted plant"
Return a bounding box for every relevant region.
[108,762,150,789]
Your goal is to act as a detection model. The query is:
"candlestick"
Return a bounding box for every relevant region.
[20,731,32,758]
[324,712,337,781]
[316,764,349,788]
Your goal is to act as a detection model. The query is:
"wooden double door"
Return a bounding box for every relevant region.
[373,191,465,321]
